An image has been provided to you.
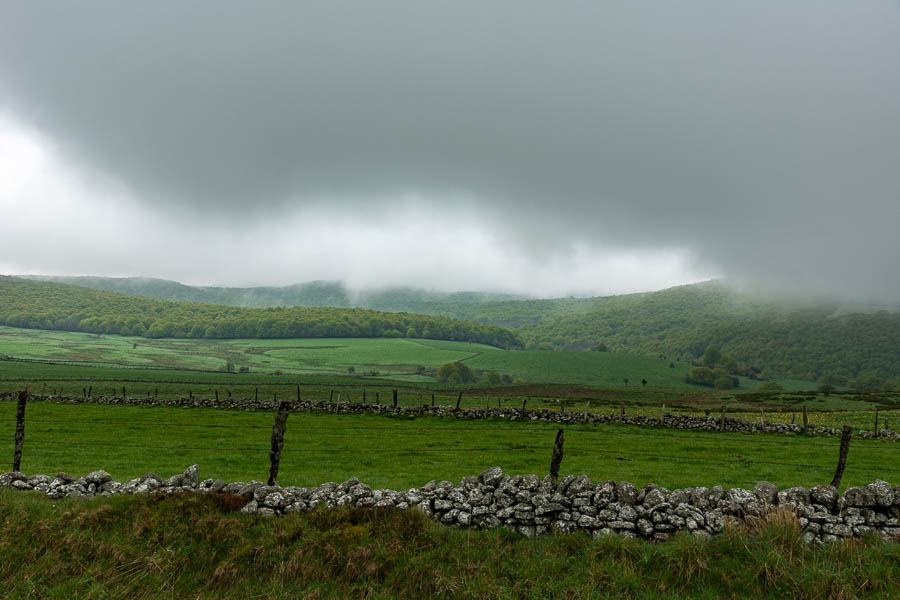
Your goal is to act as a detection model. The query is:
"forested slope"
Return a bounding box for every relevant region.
[24,275,523,310]
[0,277,521,348]
[513,282,900,386]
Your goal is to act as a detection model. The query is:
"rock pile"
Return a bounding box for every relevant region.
[2,465,898,543]
[1,392,896,440]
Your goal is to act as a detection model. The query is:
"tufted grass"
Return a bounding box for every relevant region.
[0,490,897,599]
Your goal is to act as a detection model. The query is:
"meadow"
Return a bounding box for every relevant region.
[2,400,897,492]
[0,325,813,390]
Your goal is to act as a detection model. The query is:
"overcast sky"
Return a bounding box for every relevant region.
[1,2,899,299]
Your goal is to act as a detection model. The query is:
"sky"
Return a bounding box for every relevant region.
[1,2,899,299]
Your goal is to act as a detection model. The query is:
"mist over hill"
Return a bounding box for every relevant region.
[12,275,900,387]
[22,275,525,310]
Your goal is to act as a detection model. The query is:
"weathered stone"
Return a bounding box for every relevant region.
[616,482,638,505]
[754,481,778,505]
[479,466,504,487]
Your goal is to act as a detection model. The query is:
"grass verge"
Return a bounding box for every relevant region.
[1,490,897,599]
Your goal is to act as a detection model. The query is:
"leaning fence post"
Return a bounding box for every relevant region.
[830,425,853,489]
[456,392,463,410]
[268,401,292,486]
[521,398,527,412]
[13,390,28,472]
[549,429,565,484]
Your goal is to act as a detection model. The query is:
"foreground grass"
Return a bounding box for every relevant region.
[0,490,897,599]
[1,401,897,491]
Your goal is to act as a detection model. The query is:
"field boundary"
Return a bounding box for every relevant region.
[3,391,898,441]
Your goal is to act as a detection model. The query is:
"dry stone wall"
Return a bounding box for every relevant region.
[1,392,897,440]
[2,465,898,544]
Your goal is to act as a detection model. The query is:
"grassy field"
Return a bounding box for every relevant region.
[1,400,897,491]
[0,325,815,390]
[1,491,897,599]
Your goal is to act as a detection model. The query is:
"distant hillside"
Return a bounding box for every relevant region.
[0,277,521,348]
[16,275,900,387]
[512,282,900,387]
[23,275,524,311]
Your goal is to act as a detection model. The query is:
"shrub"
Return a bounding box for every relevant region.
[759,382,784,392]
[437,362,476,384]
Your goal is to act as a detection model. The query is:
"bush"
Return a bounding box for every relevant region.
[714,376,735,390]
[759,382,784,392]
[437,362,476,384]
[238,366,250,373]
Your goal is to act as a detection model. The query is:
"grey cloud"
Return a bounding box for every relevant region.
[1,2,899,298]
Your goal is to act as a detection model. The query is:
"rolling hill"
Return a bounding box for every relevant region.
[11,275,900,387]
[0,276,521,348]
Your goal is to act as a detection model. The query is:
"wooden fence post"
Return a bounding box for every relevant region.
[13,390,28,472]
[418,395,423,411]
[122,386,126,398]
[874,407,879,436]
[583,399,591,418]
[392,389,398,408]
[549,429,565,484]
[485,396,490,411]
[362,389,366,404]
[521,398,527,412]
[803,406,808,433]
[830,425,852,489]
[375,392,380,406]
[88,386,92,398]
[719,404,726,432]
[255,388,259,401]
[267,401,292,486]
[431,393,435,407]
[660,404,665,419]
[456,392,463,410]
[760,409,765,426]
[297,386,301,403]
[215,390,219,401]
[620,403,625,417]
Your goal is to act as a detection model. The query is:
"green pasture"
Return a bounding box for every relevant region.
[1,400,897,491]
[0,325,814,390]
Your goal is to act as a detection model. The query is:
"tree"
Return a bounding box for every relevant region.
[714,376,734,390]
[347,366,355,374]
[817,383,836,396]
[702,346,721,367]
[592,343,608,352]
[437,362,476,384]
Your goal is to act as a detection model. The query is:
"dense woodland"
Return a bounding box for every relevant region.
[0,277,521,348]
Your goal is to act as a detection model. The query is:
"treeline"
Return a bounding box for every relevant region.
[0,277,521,348]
